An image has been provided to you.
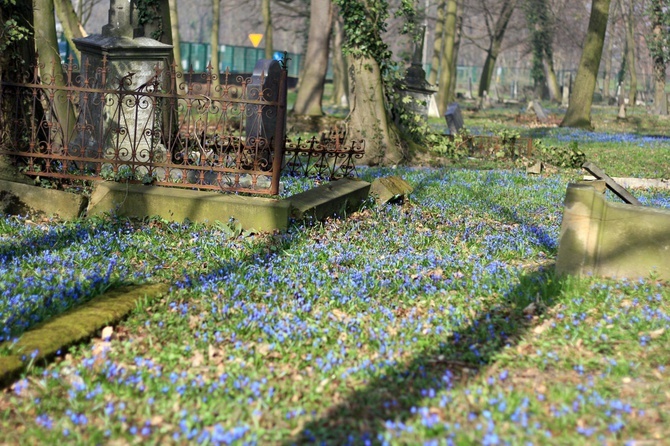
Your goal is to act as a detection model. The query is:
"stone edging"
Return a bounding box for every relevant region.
[0,283,169,388]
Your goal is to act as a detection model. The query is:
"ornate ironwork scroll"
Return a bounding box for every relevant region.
[0,54,288,195]
[283,128,365,181]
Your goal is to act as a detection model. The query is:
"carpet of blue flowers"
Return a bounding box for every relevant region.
[1,167,669,444]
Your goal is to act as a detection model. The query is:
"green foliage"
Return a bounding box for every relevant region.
[533,140,586,168]
[524,0,553,89]
[646,0,670,65]
[334,0,426,139]
[136,0,163,40]
[0,0,32,66]
[426,129,471,159]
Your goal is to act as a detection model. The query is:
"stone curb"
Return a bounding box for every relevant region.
[287,178,372,221]
[0,283,169,388]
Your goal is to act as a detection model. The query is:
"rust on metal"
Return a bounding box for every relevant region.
[283,128,365,181]
[0,54,289,195]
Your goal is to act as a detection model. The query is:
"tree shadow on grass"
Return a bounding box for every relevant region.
[288,266,564,445]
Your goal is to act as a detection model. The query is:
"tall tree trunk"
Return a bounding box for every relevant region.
[448,0,463,101]
[478,0,517,98]
[602,31,614,98]
[293,0,333,116]
[34,0,76,146]
[619,0,637,105]
[210,0,221,91]
[428,0,446,86]
[169,0,182,69]
[331,13,348,107]
[561,0,611,129]
[262,0,273,59]
[545,57,560,102]
[650,0,668,115]
[1,1,37,178]
[54,0,87,63]
[347,56,405,166]
[436,0,458,115]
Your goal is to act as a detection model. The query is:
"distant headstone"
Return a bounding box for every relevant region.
[246,59,284,148]
[561,73,571,107]
[532,101,549,123]
[444,102,464,135]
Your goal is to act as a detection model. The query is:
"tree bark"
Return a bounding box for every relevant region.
[619,0,637,105]
[650,0,668,115]
[428,0,446,86]
[448,0,463,101]
[262,0,273,59]
[602,30,613,98]
[33,0,76,145]
[293,0,333,116]
[545,57,560,102]
[477,0,517,98]
[560,0,611,129]
[54,0,87,63]
[210,0,221,91]
[436,0,458,114]
[169,0,182,69]
[347,55,405,166]
[330,13,348,108]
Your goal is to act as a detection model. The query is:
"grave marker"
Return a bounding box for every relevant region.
[445,102,464,135]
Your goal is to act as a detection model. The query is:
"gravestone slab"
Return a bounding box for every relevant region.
[532,101,549,123]
[245,59,284,147]
[370,176,413,204]
[445,103,464,135]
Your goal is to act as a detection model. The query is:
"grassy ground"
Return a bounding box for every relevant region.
[1,107,670,444]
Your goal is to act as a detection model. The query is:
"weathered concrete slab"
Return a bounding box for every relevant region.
[556,182,670,281]
[370,176,413,204]
[88,181,291,231]
[0,179,88,219]
[288,178,371,221]
[0,283,168,388]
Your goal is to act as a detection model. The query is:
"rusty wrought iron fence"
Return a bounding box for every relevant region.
[0,54,288,195]
[283,128,364,181]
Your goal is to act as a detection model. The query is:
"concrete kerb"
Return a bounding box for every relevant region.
[0,283,169,388]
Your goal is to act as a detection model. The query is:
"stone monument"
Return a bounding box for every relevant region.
[73,0,173,178]
[398,27,438,119]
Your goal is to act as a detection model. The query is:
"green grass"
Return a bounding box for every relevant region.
[0,108,669,444]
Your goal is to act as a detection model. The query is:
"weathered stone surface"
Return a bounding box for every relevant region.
[445,103,464,135]
[246,59,284,145]
[556,182,670,281]
[370,176,414,204]
[583,175,670,190]
[0,179,88,219]
[0,283,169,387]
[526,162,543,175]
[532,101,549,123]
[288,178,371,221]
[88,181,291,231]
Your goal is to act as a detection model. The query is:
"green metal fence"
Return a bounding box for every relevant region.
[58,35,304,77]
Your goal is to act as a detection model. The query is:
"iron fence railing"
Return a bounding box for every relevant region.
[0,54,288,195]
[283,128,365,181]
